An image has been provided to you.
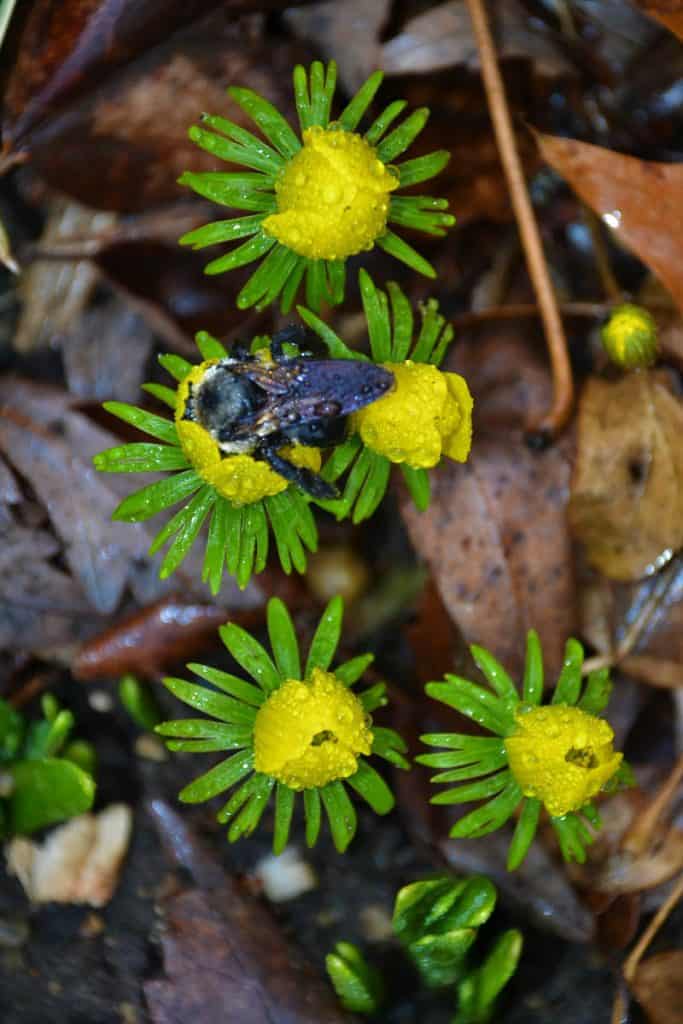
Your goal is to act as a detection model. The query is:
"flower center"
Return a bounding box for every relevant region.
[253,668,373,789]
[504,704,622,818]
[262,126,399,261]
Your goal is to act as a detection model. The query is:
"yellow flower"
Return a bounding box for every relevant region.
[351,361,473,469]
[505,705,622,818]
[263,126,399,261]
[175,361,321,507]
[253,668,373,790]
[600,303,658,370]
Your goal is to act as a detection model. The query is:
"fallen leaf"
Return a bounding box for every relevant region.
[631,950,683,1024]
[284,0,391,94]
[380,0,571,79]
[401,329,576,680]
[0,517,97,653]
[6,804,133,906]
[72,596,246,681]
[0,380,157,613]
[569,372,683,581]
[633,1,683,40]
[2,7,308,212]
[13,201,115,353]
[536,132,683,314]
[145,801,352,1024]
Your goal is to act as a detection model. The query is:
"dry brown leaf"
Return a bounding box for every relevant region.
[145,801,351,1024]
[536,132,683,314]
[402,329,576,680]
[631,950,683,1024]
[633,1,683,40]
[285,0,391,94]
[569,372,683,581]
[380,0,571,78]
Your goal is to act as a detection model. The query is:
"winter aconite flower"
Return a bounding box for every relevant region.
[93,332,319,592]
[155,596,408,852]
[180,60,454,312]
[299,269,473,522]
[418,632,629,869]
[600,302,658,370]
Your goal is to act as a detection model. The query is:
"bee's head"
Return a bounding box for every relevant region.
[191,364,264,440]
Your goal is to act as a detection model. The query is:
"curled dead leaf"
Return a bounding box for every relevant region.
[569,372,683,581]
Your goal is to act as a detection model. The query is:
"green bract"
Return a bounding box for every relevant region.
[418,632,630,869]
[155,596,408,853]
[93,332,319,592]
[0,695,96,837]
[179,60,454,312]
[326,942,385,1015]
[393,875,498,989]
[301,269,463,522]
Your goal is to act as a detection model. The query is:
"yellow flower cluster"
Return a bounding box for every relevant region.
[505,705,622,818]
[253,668,373,789]
[263,126,399,261]
[174,361,321,506]
[352,361,473,469]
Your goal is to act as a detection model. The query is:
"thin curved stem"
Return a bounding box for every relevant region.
[464,0,573,440]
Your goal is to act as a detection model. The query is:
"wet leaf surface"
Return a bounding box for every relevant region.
[3,7,307,212]
[569,372,683,581]
[402,329,576,680]
[145,801,353,1024]
[631,950,683,1024]
[536,132,683,314]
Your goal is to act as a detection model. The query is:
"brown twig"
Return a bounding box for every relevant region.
[464,0,574,440]
[453,301,611,330]
[623,871,683,983]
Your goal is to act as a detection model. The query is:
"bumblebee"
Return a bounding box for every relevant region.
[180,327,394,499]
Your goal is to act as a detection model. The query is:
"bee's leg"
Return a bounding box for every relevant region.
[229,339,255,361]
[259,441,338,500]
[271,325,309,361]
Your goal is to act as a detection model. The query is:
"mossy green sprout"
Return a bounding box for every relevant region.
[154,596,408,853]
[0,694,95,837]
[93,332,319,592]
[300,269,473,522]
[418,632,630,869]
[179,60,454,313]
[326,942,385,1015]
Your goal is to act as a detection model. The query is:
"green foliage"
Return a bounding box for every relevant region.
[325,942,385,1014]
[393,875,497,989]
[453,929,523,1024]
[326,875,521,1020]
[0,695,95,837]
[118,674,163,731]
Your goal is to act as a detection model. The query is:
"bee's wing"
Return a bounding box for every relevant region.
[283,360,394,417]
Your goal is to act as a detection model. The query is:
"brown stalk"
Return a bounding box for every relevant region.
[464,0,573,440]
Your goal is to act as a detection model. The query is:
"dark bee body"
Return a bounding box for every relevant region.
[181,327,394,499]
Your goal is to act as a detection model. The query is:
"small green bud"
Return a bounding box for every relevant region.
[119,674,163,731]
[453,929,523,1024]
[601,303,658,370]
[325,941,384,1015]
[393,876,497,989]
